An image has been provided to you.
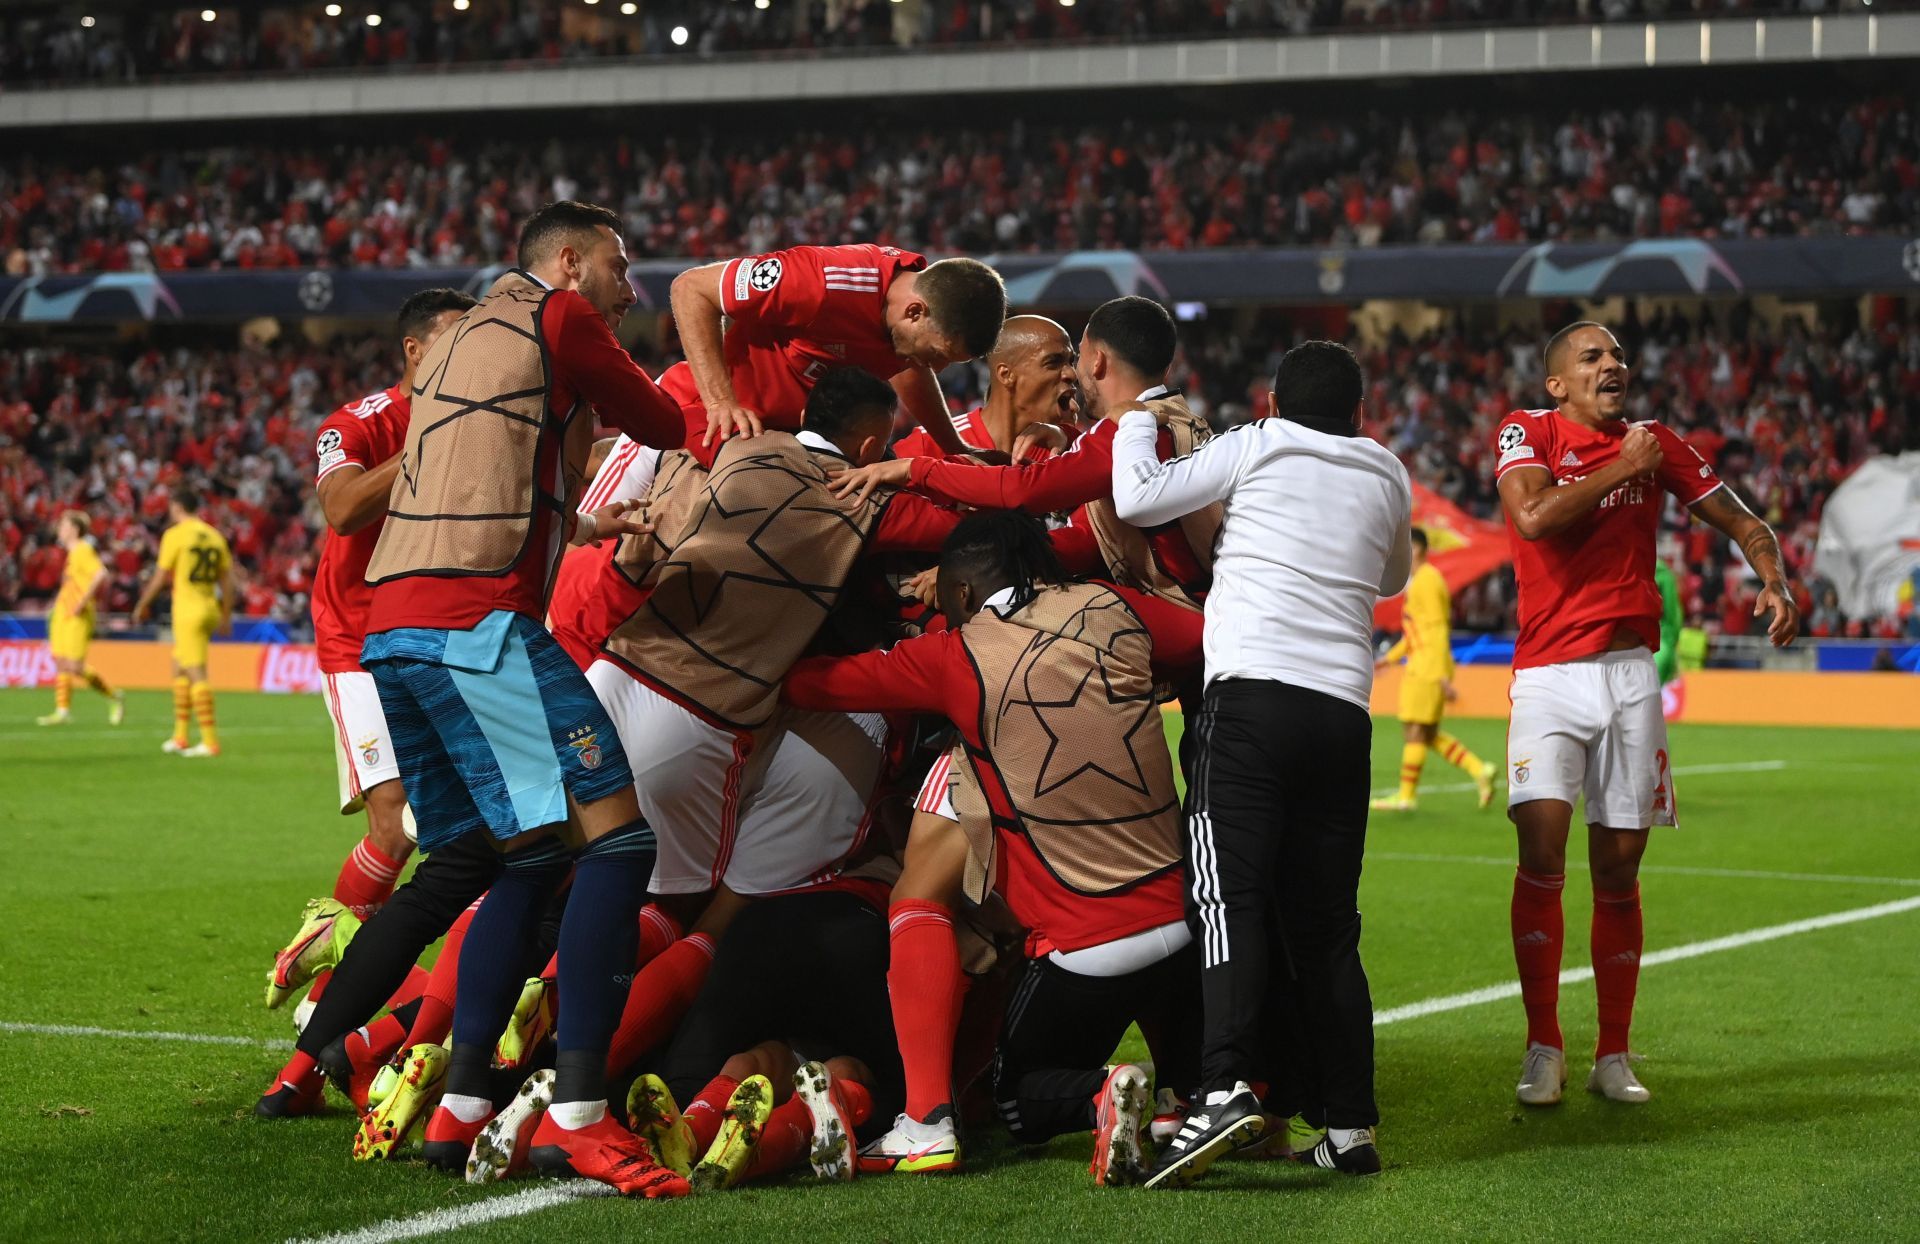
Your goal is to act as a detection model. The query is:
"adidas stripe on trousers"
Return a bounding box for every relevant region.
[1185,677,1379,1129]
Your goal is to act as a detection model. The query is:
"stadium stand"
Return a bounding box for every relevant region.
[7,0,1898,85]
[3,88,1915,275]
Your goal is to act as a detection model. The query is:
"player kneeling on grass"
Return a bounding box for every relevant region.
[1495,321,1797,1108]
[782,510,1207,1184]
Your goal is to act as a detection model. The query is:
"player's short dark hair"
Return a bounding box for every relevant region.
[916,258,1008,360]
[1544,320,1609,376]
[803,368,897,443]
[517,200,624,269]
[939,510,1065,616]
[1411,526,1429,551]
[172,486,200,513]
[397,288,476,342]
[1084,296,1177,379]
[1272,340,1362,429]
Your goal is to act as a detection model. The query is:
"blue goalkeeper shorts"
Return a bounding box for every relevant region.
[362,610,633,852]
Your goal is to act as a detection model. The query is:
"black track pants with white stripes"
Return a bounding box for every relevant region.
[1184,677,1378,1128]
[992,942,1203,1144]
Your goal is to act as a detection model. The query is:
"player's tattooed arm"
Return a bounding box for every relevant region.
[1497,425,1663,541]
[1690,487,1799,647]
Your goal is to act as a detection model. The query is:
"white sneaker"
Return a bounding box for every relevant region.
[161,738,187,754]
[791,1061,856,1181]
[182,743,219,758]
[108,693,125,726]
[35,709,70,726]
[1587,1053,1651,1103]
[857,1111,960,1174]
[1516,1043,1566,1106]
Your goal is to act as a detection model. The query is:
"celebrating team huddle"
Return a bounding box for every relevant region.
[232,201,1795,1200]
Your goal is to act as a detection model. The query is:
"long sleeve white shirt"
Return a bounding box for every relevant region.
[1110,410,1413,710]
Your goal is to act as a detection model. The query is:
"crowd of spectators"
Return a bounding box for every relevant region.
[5,0,1895,86]
[4,90,1915,277]
[4,303,1916,642]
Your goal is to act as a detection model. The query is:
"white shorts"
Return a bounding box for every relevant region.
[586,660,885,895]
[323,670,404,816]
[913,749,960,822]
[1507,648,1676,830]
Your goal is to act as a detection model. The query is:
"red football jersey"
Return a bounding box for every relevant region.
[311,383,410,674]
[1495,409,1723,670]
[891,408,1058,463]
[657,243,925,445]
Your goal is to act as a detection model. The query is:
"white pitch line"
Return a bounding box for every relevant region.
[1371,852,1920,889]
[285,1185,614,1244]
[1369,758,1789,800]
[1374,893,1920,1026]
[0,1021,293,1049]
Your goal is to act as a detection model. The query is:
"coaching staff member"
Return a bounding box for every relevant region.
[1111,340,1412,1188]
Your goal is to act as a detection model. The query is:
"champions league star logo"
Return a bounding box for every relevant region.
[747,257,783,292]
[298,270,335,312]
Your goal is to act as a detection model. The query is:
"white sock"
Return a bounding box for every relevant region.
[548,1099,607,1131]
[1203,1081,1251,1109]
[442,1093,493,1124]
[1327,1126,1370,1150]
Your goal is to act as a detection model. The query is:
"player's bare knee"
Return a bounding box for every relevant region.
[1587,825,1648,890]
[362,781,414,861]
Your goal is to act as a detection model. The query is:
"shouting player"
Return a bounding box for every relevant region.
[359,200,688,1194]
[1496,321,1797,1106]
[664,242,1006,454]
[309,287,477,919]
[890,314,1080,463]
[36,510,124,727]
[132,487,232,757]
[1371,527,1495,813]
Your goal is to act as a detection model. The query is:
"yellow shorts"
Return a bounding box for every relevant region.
[1398,674,1447,727]
[171,609,218,669]
[49,614,93,662]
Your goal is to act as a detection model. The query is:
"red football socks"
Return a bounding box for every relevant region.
[270,1048,323,1095]
[836,1078,873,1129]
[1511,869,1566,1051]
[742,1095,812,1180]
[604,933,716,1079]
[405,901,478,1049]
[684,1075,739,1154]
[888,900,965,1120]
[1591,883,1644,1059]
[637,904,681,965]
[333,836,406,920]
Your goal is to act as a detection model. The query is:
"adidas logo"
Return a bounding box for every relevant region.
[1516,930,1552,946]
[1605,950,1641,965]
[1560,450,1583,468]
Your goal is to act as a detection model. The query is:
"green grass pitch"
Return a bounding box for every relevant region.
[2,687,1917,1242]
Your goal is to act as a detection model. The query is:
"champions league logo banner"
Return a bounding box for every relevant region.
[1,238,1915,322]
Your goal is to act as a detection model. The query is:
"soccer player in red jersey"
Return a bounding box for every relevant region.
[359,201,690,1195]
[308,288,475,923]
[664,243,1007,455]
[889,314,1080,464]
[1495,321,1796,1106]
[783,511,1205,1178]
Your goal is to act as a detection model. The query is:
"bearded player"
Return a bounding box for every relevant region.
[665,242,1006,456]
[1496,321,1796,1107]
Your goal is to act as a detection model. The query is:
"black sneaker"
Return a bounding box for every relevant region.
[1141,1082,1265,1189]
[253,1078,323,1119]
[1302,1127,1382,1176]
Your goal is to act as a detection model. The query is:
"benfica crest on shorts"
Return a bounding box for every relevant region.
[357,736,380,768]
[568,728,602,770]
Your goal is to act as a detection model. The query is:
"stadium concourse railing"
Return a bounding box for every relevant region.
[3,618,1915,728]
[3,11,1917,127]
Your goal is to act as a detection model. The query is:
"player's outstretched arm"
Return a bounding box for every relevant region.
[1498,425,1662,541]
[1110,410,1247,527]
[893,366,970,457]
[317,456,403,536]
[1690,487,1799,647]
[669,260,761,446]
